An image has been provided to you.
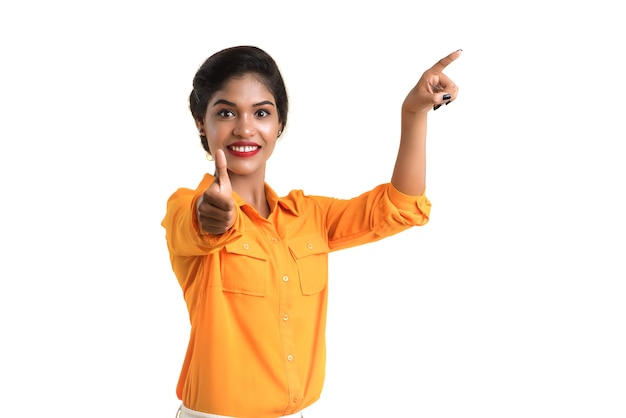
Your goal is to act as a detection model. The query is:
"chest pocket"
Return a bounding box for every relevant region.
[288,235,330,295]
[222,241,268,296]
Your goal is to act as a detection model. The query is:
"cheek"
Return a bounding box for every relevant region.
[262,138,278,157]
[204,127,225,154]
[206,123,229,143]
[206,121,223,136]
[259,121,280,137]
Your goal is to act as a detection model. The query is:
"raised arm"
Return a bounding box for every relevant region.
[391,49,461,196]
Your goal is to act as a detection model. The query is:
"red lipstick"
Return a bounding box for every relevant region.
[226,142,261,157]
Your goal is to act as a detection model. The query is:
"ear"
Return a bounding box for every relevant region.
[195,119,205,134]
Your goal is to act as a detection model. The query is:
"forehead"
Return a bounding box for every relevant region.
[215,73,274,101]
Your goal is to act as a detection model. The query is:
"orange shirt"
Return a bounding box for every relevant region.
[161,174,431,417]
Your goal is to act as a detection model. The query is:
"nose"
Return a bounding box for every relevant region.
[233,114,256,137]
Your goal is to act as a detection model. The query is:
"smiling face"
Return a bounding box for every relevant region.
[197,73,282,181]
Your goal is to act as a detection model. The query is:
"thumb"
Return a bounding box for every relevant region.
[213,148,231,194]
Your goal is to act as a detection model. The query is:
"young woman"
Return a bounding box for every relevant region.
[162,45,461,418]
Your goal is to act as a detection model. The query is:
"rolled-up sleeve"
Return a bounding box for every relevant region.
[384,182,432,226]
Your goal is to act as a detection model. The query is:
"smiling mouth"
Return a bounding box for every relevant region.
[228,145,260,153]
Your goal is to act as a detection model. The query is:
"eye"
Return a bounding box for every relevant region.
[217,109,235,118]
[255,109,271,118]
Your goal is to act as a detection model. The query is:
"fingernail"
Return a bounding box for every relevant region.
[445,100,451,105]
[443,94,451,100]
[433,104,442,111]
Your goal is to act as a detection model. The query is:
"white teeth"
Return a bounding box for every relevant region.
[229,145,258,152]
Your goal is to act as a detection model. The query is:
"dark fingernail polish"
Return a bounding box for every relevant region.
[445,100,451,105]
[433,104,442,111]
[443,94,451,100]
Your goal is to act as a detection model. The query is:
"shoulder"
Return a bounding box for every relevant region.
[283,189,338,204]
[165,174,213,204]
[277,189,335,214]
[196,173,214,191]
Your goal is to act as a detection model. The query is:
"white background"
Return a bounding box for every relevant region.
[1,1,625,417]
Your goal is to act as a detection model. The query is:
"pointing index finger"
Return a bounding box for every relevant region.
[430,49,462,73]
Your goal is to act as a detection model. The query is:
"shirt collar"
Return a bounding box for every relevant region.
[202,174,300,216]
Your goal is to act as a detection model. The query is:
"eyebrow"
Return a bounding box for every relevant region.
[212,99,276,108]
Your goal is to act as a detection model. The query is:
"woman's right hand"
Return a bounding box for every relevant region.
[197,149,236,235]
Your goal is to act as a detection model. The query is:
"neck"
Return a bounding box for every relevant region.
[228,171,270,218]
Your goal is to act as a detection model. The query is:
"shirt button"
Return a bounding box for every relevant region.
[307,243,313,250]
[271,237,278,244]
[282,275,289,282]
[292,396,299,403]
[243,243,250,250]
[283,314,289,321]
[287,354,293,361]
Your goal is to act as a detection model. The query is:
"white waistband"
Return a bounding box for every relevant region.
[177,404,304,418]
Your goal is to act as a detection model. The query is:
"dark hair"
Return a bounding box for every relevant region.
[190,45,289,154]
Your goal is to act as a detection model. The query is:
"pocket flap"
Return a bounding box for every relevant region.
[225,241,268,260]
[288,235,329,259]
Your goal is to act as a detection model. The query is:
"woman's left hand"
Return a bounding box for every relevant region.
[402,49,461,114]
